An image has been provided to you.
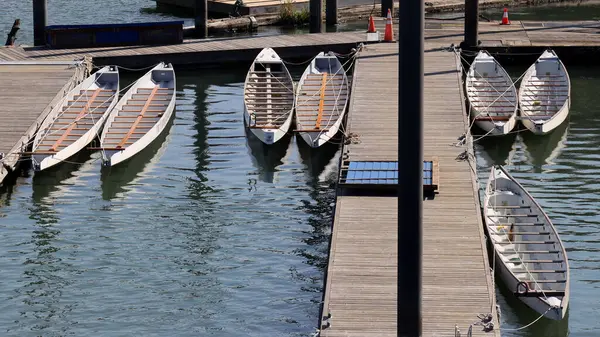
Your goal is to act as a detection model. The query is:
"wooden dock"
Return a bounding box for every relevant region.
[0,61,87,186]
[319,43,499,336]
[0,20,598,69]
[157,0,309,16]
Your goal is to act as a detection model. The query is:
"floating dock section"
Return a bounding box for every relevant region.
[0,60,87,185]
[319,43,499,336]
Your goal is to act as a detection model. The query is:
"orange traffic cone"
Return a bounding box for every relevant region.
[383,9,394,42]
[500,8,510,25]
[367,15,376,33]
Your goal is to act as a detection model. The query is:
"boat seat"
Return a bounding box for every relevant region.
[497,240,556,244]
[492,205,531,209]
[506,231,551,235]
[474,116,512,121]
[491,214,538,218]
[504,250,560,254]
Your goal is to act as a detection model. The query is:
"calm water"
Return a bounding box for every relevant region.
[0,69,340,336]
[474,66,600,336]
[2,1,600,336]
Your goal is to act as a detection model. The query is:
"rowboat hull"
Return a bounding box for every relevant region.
[243,105,292,145]
[466,50,518,136]
[243,48,294,145]
[32,66,119,171]
[295,52,349,148]
[100,62,176,167]
[520,104,569,135]
[518,49,571,135]
[484,165,569,320]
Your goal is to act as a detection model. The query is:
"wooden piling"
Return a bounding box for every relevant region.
[4,19,20,47]
[194,0,208,38]
[32,0,47,46]
[309,0,322,33]
[326,0,338,26]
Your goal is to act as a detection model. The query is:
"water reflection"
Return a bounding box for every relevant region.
[31,150,94,203]
[520,122,569,173]
[245,128,292,183]
[296,137,340,182]
[15,172,74,334]
[100,114,174,200]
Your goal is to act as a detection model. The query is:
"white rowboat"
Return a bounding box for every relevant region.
[32,65,119,171]
[295,52,349,147]
[484,165,569,320]
[243,48,294,145]
[99,62,176,167]
[466,50,518,136]
[518,49,571,135]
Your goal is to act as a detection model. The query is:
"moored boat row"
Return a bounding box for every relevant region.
[467,49,570,136]
[31,62,176,172]
[243,48,350,148]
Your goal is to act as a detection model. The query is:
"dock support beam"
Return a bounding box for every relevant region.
[326,0,338,26]
[194,0,208,38]
[398,0,423,335]
[32,0,47,46]
[463,0,479,47]
[309,0,322,33]
[381,0,394,18]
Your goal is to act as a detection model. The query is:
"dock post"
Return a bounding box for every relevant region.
[5,19,20,47]
[194,0,208,38]
[326,0,338,26]
[381,0,393,18]
[398,0,423,335]
[463,0,479,47]
[309,0,322,33]
[32,0,47,46]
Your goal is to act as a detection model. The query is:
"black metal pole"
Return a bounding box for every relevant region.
[32,0,47,46]
[381,0,393,18]
[325,0,338,26]
[195,0,208,38]
[309,0,322,33]
[463,0,479,47]
[398,0,423,335]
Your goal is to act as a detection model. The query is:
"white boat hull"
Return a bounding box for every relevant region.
[100,62,176,167]
[466,50,518,136]
[31,66,119,171]
[473,117,517,136]
[243,105,293,145]
[484,165,569,320]
[295,52,349,147]
[520,103,570,135]
[518,49,571,135]
[243,48,295,145]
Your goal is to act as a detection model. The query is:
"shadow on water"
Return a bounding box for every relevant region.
[520,122,569,173]
[475,131,518,167]
[296,135,341,182]
[495,276,570,337]
[244,128,292,183]
[30,150,94,203]
[100,113,175,200]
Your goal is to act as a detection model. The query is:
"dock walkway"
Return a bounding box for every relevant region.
[0,62,86,185]
[320,43,499,336]
[0,20,598,68]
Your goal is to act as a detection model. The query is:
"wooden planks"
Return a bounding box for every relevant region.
[321,43,499,337]
[0,21,597,69]
[0,62,86,185]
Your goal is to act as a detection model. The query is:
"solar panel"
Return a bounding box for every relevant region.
[339,160,437,191]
